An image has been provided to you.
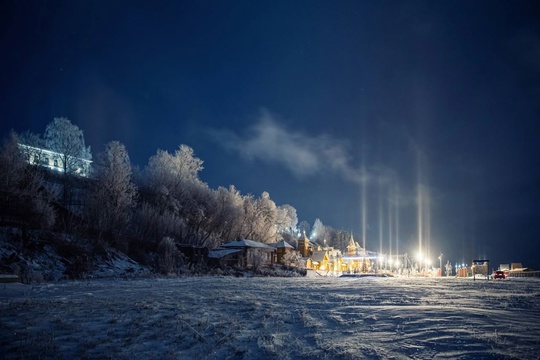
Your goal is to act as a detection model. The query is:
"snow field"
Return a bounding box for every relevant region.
[1,276,539,359]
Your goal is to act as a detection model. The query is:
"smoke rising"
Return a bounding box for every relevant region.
[210,109,369,184]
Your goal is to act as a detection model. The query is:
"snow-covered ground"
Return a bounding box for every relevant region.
[2,276,539,359]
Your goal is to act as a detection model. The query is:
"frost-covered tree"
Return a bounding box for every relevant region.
[299,220,311,238]
[145,145,203,193]
[240,192,278,244]
[445,261,453,277]
[19,130,44,146]
[0,132,57,233]
[43,117,92,209]
[282,250,301,268]
[134,201,186,246]
[254,191,278,243]
[137,144,294,248]
[311,218,327,243]
[88,141,137,245]
[44,117,92,176]
[275,204,298,235]
[200,185,245,247]
[138,145,213,245]
[325,226,349,251]
[181,180,216,246]
[247,249,269,272]
[155,237,187,274]
[204,185,249,243]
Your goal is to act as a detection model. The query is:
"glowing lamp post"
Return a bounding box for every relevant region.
[438,253,443,277]
[415,251,423,272]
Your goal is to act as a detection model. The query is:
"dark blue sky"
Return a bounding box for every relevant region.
[1,1,539,269]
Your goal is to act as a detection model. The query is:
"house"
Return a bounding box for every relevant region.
[269,239,295,264]
[310,249,330,271]
[209,239,275,269]
[326,247,343,272]
[293,231,344,272]
[305,244,342,272]
[18,143,92,177]
[176,244,209,269]
[297,231,313,258]
[471,260,489,278]
[208,248,243,269]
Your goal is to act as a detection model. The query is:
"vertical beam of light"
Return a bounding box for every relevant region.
[359,129,368,257]
[386,187,394,260]
[394,182,400,258]
[378,179,383,257]
[425,186,431,259]
[416,142,430,259]
[361,161,367,252]
[417,183,423,255]
[388,186,393,260]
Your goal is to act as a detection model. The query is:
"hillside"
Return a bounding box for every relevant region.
[0,228,149,283]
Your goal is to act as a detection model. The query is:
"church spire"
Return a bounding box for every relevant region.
[348,232,355,248]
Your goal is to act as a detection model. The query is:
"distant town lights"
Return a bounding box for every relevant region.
[389,259,401,268]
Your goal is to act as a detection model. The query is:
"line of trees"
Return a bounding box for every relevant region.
[1,117,357,262]
[0,118,302,256]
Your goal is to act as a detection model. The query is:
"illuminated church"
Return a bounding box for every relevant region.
[298,231,377,274]
[340,233,376,273]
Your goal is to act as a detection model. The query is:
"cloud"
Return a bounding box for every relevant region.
[210,109,369,183]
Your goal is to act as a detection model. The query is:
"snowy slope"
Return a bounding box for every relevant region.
[1,276,539,359]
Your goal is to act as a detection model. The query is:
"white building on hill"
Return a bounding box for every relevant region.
[18,143,92,177]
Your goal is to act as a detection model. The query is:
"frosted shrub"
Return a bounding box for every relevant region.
[155,237,187,275]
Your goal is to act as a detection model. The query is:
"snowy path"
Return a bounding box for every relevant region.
[1,276,539,359]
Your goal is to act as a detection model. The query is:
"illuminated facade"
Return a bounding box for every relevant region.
[299,232,392,274]
[18,143,92,177]
[340,233,376,273]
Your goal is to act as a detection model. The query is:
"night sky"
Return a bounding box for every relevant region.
[1,1,539,269]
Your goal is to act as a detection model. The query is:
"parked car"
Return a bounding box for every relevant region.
[493,270,506,279]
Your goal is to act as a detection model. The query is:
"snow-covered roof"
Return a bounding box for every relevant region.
[221,239,273,249]
[208,248,242,258]
[311,251,329,262]
[342,252,379,260]
[269,240,294,249]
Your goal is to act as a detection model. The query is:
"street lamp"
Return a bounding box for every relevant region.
[415,251,423,272]
[438,253,443,276]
